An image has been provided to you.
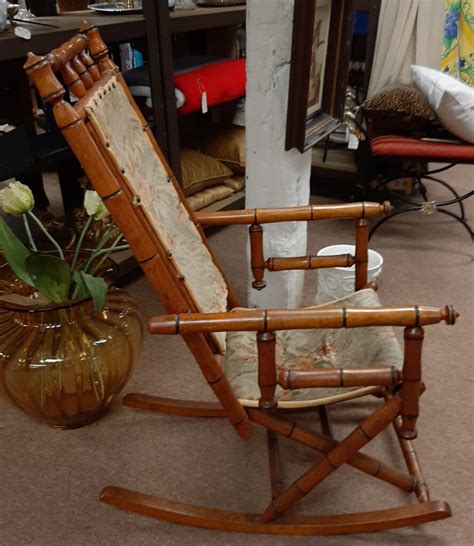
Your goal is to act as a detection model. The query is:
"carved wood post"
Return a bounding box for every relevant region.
[250,223,266,290]
[355,217,369,290]
[400,326,424,440]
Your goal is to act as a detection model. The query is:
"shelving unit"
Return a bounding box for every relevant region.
[169,5,246,34]
[143,1,246,212]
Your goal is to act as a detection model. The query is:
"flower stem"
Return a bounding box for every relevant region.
[22,215,37,252]
[82,243,129,275]
[27,211,64,260]
[89,233,125,276]
[70,215,93,273]
[80,225,119,273]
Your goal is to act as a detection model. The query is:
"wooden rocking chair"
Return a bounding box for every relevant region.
[24,23,459,536]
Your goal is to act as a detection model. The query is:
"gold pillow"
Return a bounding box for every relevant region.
[187,184,235,211]
[223,175,245,192]
[181,148,233,197]
[200,127,246,174]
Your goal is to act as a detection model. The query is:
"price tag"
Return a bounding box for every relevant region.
[201,91,208,114]
[197,79,208,114]
[348,133,360,150]
[14,26,32,40]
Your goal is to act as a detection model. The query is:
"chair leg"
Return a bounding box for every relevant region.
[249,408,416,494]
[258,396,401,522]
[267,430,283,499]
[99,395,451,535]
[394,416,430,502]
[318,405,333,437]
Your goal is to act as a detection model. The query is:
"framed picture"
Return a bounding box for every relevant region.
[286,0,354,153]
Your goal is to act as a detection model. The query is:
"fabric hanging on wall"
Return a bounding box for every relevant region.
[368,0,445,97]
[440,0,474,85]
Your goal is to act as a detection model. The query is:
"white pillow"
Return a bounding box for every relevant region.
[411,65,474,143]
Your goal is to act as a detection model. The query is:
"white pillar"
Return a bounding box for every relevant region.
[245,0,312,309]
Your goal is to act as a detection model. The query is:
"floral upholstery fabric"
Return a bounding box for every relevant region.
[224,289,403,407]
[85,76,228,352]
[441,0,474,86]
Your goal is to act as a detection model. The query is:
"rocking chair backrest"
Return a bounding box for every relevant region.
[85,75,229,352]
[24,22,253,439]
[25,22,231,354]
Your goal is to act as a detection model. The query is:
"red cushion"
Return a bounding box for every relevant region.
[174,59,246,115]
[370,134,474,161]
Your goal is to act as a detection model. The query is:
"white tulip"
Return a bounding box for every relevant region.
[0,181,34,216]
[84,190,109,220]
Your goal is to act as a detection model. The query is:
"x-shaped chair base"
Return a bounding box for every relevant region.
[99,393,451,535]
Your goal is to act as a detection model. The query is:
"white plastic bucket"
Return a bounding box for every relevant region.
[315,244,383,303]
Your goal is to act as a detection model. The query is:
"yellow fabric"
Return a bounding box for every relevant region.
[180,148,233,197]
[441,0,474,86]
[223,176,246,192]
[187,185,235,211]
[200,127,246,174]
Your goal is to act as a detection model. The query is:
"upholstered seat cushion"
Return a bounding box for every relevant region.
[369,134,474,162]
[224,289,403,408]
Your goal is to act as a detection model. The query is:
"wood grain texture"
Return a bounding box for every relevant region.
[149,305,458,334]
[100,487,450,535]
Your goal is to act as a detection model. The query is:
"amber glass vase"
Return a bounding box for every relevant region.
[0,288,143,428]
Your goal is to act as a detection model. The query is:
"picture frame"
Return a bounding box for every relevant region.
[286,0,355,153]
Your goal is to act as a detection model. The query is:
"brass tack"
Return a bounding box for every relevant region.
[178,275,185,281]
[167,251,173,258]
[120,168,125,174]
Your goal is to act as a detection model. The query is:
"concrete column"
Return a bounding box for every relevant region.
[245,0,312,309]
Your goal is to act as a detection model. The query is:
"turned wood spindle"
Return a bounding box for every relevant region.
[257,331,277,408]
[71,55,94,89]
[60,62,87,98]
[79,50,101,81]
[259,395,401,522]
[249,410,416,493]
[400,326,424,440]
[355,217,369,291]
[249,223,266,290]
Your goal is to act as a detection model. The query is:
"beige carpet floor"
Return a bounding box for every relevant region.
[1,166,473,545]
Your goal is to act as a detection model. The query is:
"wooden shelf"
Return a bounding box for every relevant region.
[169,5,246,33]
[0,12,145,62]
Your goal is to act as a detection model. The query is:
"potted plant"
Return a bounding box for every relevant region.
[0,181,143,428]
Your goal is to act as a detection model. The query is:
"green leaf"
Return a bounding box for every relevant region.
[80,272,108,313]
[0,217,33,286]
[25,254,70,303]
[72,270,89,300]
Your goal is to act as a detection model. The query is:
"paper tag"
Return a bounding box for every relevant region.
[14,26,31,40]
[348,133,360,150]
[201,91,208,114]
[197,79,208,114]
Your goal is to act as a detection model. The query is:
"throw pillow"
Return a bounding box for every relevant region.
[187,185,235,211]
[181,148,233,197]
[363,84,437,131]
[411,65,474,143]
[200,127,246,174]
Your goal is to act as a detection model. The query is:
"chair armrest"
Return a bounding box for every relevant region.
[149,305,457,335]
[195,201,392,226]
